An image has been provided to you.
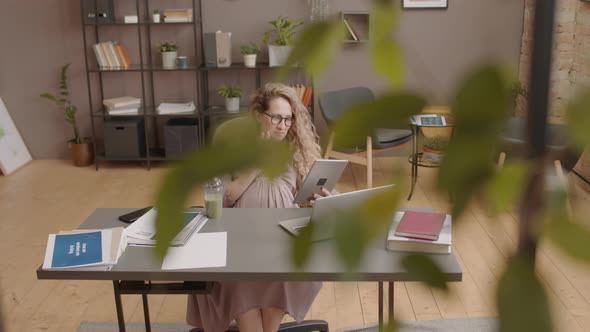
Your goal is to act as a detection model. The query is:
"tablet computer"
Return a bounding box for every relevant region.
[293,159,348,205]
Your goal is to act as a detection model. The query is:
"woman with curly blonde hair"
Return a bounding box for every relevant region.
[187,83,329,332]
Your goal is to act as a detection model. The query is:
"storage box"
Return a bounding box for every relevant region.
[204,31,232,67]
[104,118,145,158]
[164,118,199,158]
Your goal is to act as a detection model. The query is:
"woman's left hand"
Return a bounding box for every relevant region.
[308,187,332,206]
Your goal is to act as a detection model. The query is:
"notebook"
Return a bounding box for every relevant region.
[394,211,445,241]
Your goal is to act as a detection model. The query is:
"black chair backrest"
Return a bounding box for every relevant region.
[318,87,374,125]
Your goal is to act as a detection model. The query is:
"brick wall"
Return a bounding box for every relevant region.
[518,0,590,183]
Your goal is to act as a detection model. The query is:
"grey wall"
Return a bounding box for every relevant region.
[0,0,525,159]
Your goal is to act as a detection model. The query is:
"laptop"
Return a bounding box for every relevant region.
[279,184,395,241]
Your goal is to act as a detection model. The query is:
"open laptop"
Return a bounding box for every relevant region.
[280,184,395,241]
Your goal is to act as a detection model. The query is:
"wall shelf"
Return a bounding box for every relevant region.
[341,12,369,43]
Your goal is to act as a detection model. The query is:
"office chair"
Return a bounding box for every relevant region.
[319,87,413,188]
[497,116,582,215]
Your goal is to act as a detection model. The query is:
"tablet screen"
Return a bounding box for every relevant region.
[293,159,348,205]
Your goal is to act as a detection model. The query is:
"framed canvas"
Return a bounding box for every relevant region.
[402,0,448,9]
[0,97,32,175]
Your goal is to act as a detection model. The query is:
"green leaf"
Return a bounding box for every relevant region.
[438,65,511,218]
[401,254,448,290]
[356,183,402,239]
[370,2,402,88]
[486,161,528,214]
[276,18,345,81]
[333,210,370,270]
[40,93,58,102]
[331,93,426,148]
[544,213,590,263]
[497,257,553,332]
[291,222,314,269]
[565,89,590,150]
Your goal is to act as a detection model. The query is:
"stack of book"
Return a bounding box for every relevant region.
[289,84,313,108]
[42,227,127,271]
[92,41,131,70]
[156,101,195,115]
[163,8,193,23]
[386,211,452,254]
[103,96,141,115]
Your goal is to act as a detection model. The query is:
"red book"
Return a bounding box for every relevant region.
[394,211,445,241]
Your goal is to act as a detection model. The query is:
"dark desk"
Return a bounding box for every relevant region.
[37,208,462,331]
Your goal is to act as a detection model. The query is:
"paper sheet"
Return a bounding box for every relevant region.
[161,232,227,270]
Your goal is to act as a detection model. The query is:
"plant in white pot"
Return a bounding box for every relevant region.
[217,85,242,113]
[159,41,177,69]
[40,63,94,167]
[262,16,304,67]
[240,42,260,68]
[422,136,449,164]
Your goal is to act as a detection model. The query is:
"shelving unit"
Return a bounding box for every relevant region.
[80,0,203,170]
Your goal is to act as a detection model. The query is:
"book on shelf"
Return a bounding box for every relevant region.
[156,101,196,114]
[164,17,192,23]
[343,19,359,41]
[92,41,132,70]
[386,211,452,254]
[123,207,208,247]
[394,210,446,241]
[107,108,140,116]
[113,42,129,69]
[42,227,126,270]
[163,8,193,16]
[103,96,141,109]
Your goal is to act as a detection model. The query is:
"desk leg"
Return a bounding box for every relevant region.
[113,281,126,332]
[142,292,151,332]
[408,125,418,200]
[378,282,384,331]
[388,282,394,322]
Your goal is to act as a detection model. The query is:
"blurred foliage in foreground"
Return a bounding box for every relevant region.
[154,1,590,331]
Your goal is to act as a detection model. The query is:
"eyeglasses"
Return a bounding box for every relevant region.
[263,112,293,127]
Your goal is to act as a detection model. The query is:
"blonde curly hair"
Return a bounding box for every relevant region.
[251,83,322,187]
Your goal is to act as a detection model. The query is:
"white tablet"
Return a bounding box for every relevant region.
[293,159,348,205]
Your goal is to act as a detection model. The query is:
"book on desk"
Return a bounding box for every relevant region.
[386,211,452,254]
[42,227,126,270]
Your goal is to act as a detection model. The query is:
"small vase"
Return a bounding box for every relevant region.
[243,54,257,68]
[225,97,240,112]
[152,13,160,23]
[161,51,177,69]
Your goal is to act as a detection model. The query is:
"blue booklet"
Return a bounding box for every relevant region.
[43,230,109,269]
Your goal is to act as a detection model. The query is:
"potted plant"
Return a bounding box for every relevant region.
[262,16,304,67]
[152,9,161,23]
[217,85,242,113]
[159,41,177,69]
[422,136,449,164]
[40,63,93,167]
[240,42,260,68]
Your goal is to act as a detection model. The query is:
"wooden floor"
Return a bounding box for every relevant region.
[1,159,590,332]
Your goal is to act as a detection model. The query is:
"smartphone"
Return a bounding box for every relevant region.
[118,206,153,223]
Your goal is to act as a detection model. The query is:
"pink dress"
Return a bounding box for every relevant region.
[186,167,322,332]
